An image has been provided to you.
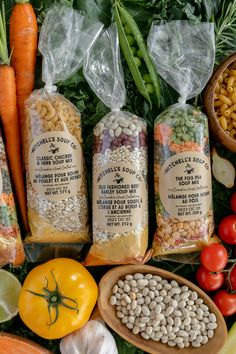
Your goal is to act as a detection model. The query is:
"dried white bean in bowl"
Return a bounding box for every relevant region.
[109,273,218,349]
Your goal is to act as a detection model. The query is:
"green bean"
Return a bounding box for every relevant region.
[114,2,160,107]
[114,5,151,105]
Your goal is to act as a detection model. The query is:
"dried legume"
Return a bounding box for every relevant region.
[87,111,148,264]
[152,105,214,256]
[110,273,217,348]
[0,132,25,266]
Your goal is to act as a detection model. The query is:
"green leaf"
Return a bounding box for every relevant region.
[202,0,221,21]
[183,3,202,21]
[113,332,145,354]
[74,0,111,26]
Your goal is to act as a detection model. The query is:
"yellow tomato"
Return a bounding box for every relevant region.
[18,258,98,339]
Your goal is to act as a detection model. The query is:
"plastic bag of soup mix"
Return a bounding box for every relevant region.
[147,21,215,258]
[84,24,149,265]
[0,129,25,266]
[23,4,103,259]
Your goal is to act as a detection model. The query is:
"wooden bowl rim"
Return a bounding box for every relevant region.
[204,52,236,146]
[98,264,228,354]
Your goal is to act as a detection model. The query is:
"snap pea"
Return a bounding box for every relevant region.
[126,34,135,46]
[114,2,160,107]
[133,56,142,67]
[124,23,132,34]
[118,4,160,106]
[136,49,143,59]
[146,83,154,94]
[143,73,152,83]
[114,5,151,105]
[130,46,136,55]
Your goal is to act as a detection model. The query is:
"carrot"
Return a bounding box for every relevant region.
[0,332,52,354]
[10,0,37,137]
[0,2,28,231]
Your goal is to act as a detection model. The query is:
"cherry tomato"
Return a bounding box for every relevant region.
[218,215,236,244]
[213,289,236,316]
[200,244,228,272]
[228,264,236,291]
[196,265,224,291]
[230,192,236,213]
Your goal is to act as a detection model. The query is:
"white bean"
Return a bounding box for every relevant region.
[141,332,150,340]
[144,274,153,280]
[110,273,218,348]
[142,305,150,316]
[137,279,148,288]
[110,295,117,305]
[132,326,140,335]
[131,300,137,310]
[209,313,217,322]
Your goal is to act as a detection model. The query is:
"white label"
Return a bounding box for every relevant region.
[159,151,212,221]
[93,163,147,233]
[28,132,83,201]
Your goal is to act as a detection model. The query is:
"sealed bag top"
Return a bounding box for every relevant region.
[148,21,215,103]
[39,4,103,90]
[83,23,126,111]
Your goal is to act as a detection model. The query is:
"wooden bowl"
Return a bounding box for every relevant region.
[204,52,236,152]
[98,265,227,354]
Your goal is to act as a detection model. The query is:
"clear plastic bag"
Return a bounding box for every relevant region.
[0,129,25,266]
[148,21,215,257]
[24,5,103,249]
[84,25,149,265]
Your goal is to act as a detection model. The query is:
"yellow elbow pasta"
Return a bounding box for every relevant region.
[214,61,236,139]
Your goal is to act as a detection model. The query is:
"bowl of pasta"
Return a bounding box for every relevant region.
[204,52,236,152]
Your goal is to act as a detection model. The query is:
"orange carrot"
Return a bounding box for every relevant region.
[10,0,38,131]
[0,2,28,231]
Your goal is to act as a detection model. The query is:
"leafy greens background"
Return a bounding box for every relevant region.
[2,0,236,353]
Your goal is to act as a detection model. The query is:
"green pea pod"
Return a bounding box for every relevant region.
[114,4,152,106]
[115,3,160,108]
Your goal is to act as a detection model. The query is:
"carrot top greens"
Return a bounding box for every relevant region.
[0,1,9,65]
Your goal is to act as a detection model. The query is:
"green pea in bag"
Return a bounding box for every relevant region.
[148,21,215,258]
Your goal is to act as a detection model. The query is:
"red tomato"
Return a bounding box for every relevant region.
[196,265,224,291]
[228,264,236,291]
[218,215,236,244]
[200,244,228,272]
[230,192,236,213]
[213,289,236,316]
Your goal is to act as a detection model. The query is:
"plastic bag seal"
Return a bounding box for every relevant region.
[39,4,103,86]
[148,20,215,102]
[83,23,126,110]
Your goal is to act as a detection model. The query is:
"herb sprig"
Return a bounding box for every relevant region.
[215,0,236,64]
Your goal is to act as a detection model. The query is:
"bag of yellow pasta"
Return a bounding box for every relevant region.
[147,21,215,258]
[23,5,103,260]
